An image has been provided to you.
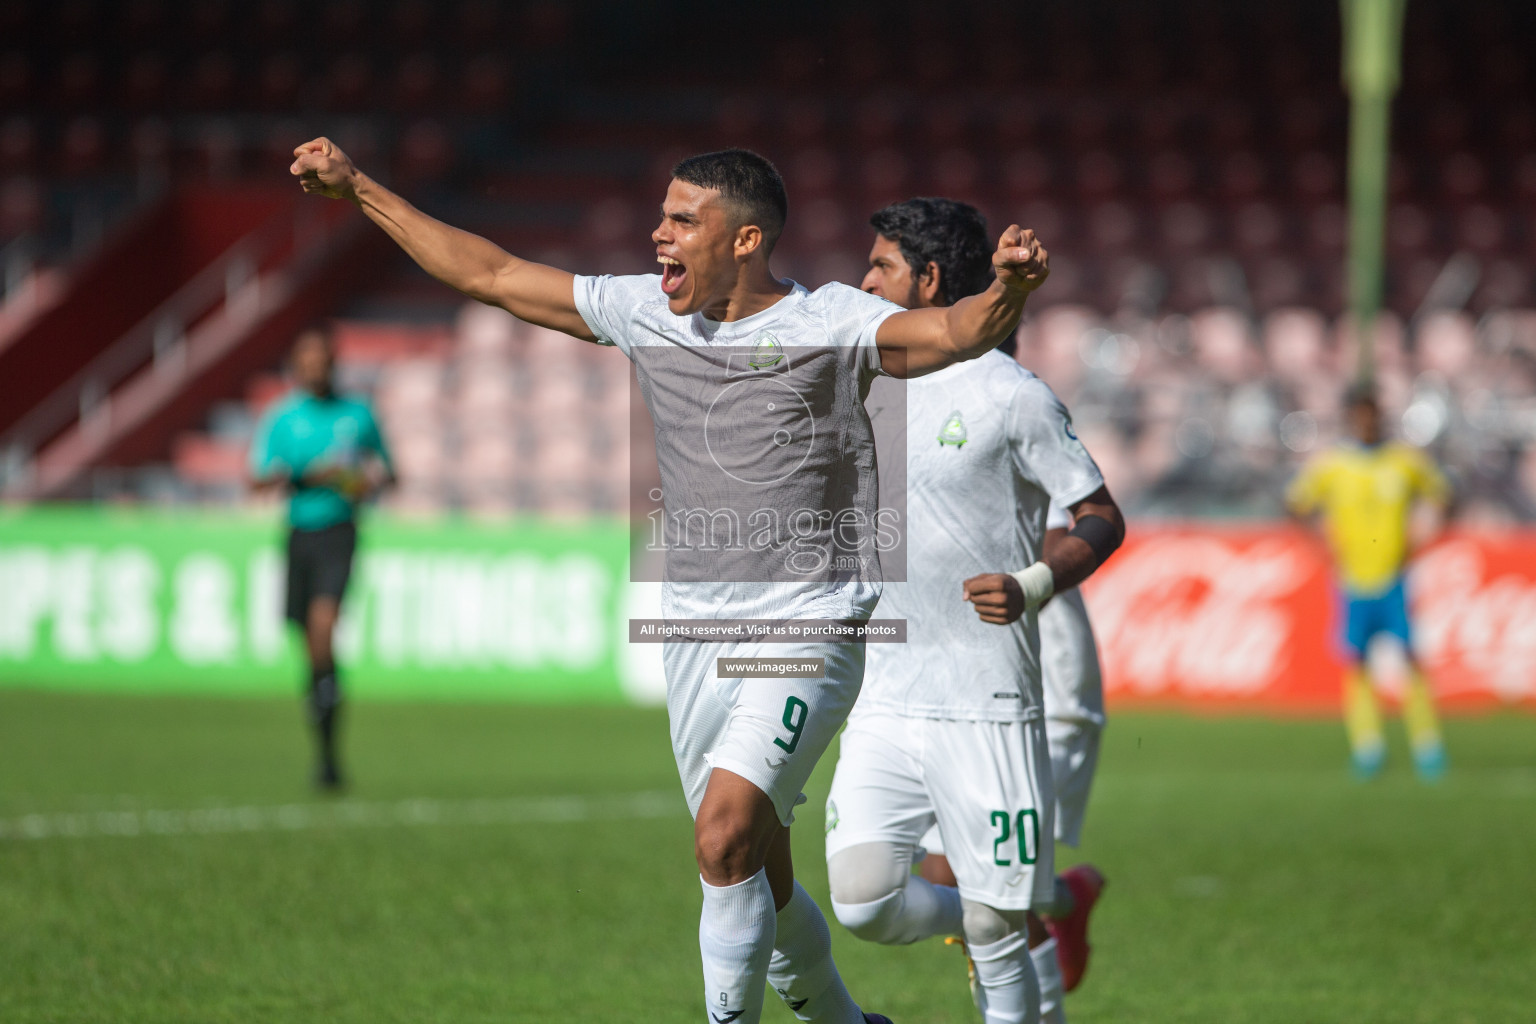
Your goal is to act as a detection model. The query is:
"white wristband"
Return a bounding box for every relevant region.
[1008,562,1055,610]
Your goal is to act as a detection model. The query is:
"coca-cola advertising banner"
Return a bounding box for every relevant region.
[1085,527,1536,712]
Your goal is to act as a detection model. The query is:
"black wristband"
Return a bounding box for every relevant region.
[1067,513,1120,564]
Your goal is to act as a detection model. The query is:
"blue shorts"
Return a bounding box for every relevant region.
[1339,576,1412,660]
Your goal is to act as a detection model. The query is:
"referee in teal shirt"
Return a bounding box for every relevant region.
[249,326,395,789]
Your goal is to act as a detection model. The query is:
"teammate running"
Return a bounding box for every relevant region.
[249,326,395,789]
[289,139,1049,1024]
[1286,385,1451,780]
[826,198,1121,1024]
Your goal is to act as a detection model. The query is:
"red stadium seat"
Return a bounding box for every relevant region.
[1147,151,1196,202]
[395,120,455,183]
[1263,307,1329,382]
[1232,201,1285,256]
[1455,204,1507,255]
[395,52,440,113]
[0,52,30,110]
[460,55,511,114]
[0,176,44,239]
[189,52,238,112]
[56,52,101,109]
[1441,152,1487,203]
[258,53,302,110]
[172,434,247,487]
[327,53,374,112]
[122,52,168,112]
[0,116,37,175]
[59,116,107,177]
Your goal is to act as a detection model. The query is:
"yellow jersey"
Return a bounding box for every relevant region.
[1286,441,1450,594]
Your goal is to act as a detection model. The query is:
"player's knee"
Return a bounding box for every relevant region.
[693,812,764,884]
[961,899,1027,947]
[827,843,911,944]
[830,891,907,943]
[827,843,908,905]
[305,603,338,660]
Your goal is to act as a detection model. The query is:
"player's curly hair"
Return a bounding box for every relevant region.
[673,149,788,255]
[869,198,994,307]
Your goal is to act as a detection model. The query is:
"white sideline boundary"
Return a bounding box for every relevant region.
[0,790,684,842]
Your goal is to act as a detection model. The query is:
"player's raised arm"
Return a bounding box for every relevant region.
[874,226,1048,378]
[290,138,596,341]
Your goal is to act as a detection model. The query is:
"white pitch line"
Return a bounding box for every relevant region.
[0,790,684,842]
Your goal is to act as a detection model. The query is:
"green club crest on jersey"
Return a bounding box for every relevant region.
[938,410,968,448]
[748,332,784,369]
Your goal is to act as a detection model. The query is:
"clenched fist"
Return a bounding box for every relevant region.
[992,226,1049,294]
[962,573,1027,625]
[290,137,361,201]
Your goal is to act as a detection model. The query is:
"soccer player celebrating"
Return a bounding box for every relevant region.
[1286,386,1452,780]
[826,198,1121,1024]
[249,326,395,789]
[290,138,1049,1024]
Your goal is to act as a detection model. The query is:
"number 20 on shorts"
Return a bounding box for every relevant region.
[991,809,1040,866]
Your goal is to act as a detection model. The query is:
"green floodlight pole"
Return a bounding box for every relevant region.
[1341,0,1408,388]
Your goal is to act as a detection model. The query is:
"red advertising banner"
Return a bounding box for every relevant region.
[1083,526,1536,713]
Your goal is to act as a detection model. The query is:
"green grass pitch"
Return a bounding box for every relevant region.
[1,689,1530,1023]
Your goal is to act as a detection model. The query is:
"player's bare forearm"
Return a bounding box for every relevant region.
[350,175,592,339]
[1043,488,1124,591]
[291,138,594,340]
[1041,527,1072,569]
[369,461,397,500]
[947,278,1030,355]
[877,226,1048,378]
[248,470,289,494]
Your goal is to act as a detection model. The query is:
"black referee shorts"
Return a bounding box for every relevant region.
[285,522,358,625]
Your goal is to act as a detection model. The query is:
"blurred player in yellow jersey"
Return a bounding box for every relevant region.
[1287,386,1451,781]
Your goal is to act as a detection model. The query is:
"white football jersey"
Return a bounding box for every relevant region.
[860,350,1104,721]
[574,274,900,622]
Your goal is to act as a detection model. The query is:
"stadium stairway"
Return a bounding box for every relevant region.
[0,188,392,500]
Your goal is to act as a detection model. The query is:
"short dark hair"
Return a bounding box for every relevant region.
[672,148,788,254]
[869,198,994,307]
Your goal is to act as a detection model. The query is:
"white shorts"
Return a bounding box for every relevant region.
[1044,716,1100,847]
[826,707,1055,911]
[919,714,1101,852]
[664,639,865,827]
[1040,587,1104,847]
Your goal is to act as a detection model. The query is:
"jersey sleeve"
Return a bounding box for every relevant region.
[1285,456,1328,515]
[1409,449,1451,505]
[1007,378,1105,509]
[812,281,901,380]
[248,403,285,479]
[572,274,662,356]
[358,400,395,473]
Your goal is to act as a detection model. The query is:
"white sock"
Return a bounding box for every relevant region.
[700,870,776,1024]
[968,930,1041,1024]
[901,873,965,939]
[1031,938,1066,1024]
[767,881,863,1023]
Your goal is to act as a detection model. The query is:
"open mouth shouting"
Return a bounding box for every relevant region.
[658,253,688,297]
